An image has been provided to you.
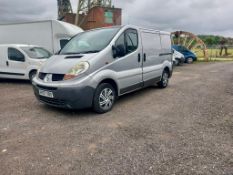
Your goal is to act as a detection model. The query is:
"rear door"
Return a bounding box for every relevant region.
[160,33,173,64]
[5,47,27,78]
[141,31,162,86]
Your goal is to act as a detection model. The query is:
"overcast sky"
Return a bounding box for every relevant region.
[0,0,232,37]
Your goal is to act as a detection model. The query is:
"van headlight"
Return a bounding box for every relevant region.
[63,61,89,80]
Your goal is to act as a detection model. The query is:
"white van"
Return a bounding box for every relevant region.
[0,44,52,81]
[0,20,83,54]
[32,25,173,113]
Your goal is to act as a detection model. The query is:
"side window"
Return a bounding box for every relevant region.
[115,33,125,48]
[115,33,126,58]
[125,29,138,54]
[8,48,25,62]
[60,39,69,49]
[114,29,138,58]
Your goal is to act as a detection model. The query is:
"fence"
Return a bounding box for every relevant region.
[195,46,233,61]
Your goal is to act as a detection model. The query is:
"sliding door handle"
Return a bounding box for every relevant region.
[6,61,9,66]
[143,53,146,62]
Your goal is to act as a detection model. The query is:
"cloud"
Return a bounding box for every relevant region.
[0,0,232,37]
[114,0,233,37]
[0,0,57,23]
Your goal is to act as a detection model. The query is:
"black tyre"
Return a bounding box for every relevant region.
[158,70,169,88]
[178,60,184,66]
[93,83,116,114]
[29,70,37,82]
[187,57,193,64]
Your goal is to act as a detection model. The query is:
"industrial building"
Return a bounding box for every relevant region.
[57,0,122,30]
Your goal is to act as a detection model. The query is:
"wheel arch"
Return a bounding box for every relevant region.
[164,66,172,78]
[28,69,37,79]
[98,79,119,97]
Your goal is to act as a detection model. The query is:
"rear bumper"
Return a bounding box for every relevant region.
[32,83,95,109]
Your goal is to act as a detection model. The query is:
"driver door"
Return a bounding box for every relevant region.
[111,28,143,94]
[5,47,27,78]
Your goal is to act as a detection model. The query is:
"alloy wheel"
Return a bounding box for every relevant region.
[99,88,114,111]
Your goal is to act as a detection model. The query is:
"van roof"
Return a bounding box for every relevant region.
[84,25,170,35]
[131,25,170,35]
[0,19,72,26]
[0,19,54,25]
[0,20,83,36]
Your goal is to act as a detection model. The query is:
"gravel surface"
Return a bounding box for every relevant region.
[0,62,233,175]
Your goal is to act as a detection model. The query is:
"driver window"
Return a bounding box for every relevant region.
[8,48,25,62]
[115,34,125,49]
[115,29,138,58]
[125,30,138,54]
[115,33,126,58]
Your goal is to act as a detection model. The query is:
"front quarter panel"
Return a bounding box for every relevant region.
[89,69,119,93]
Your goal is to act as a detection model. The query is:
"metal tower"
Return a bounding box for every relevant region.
[57,0,73,20]
[75,0,112,25]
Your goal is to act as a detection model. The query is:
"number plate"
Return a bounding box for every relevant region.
[39,89,54,98]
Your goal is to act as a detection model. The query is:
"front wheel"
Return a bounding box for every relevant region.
[93,83,116,114]
[158,70,169,88]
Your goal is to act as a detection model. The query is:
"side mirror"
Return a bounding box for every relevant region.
[112,44,126,58]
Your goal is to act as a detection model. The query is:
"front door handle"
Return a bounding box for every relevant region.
[6,61,9,66]
[143,53,146,62]
[138,53,141,62]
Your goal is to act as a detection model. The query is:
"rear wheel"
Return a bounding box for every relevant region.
[158,70,169,88]
[29,70,37,82]
[187,57,193,64]
[93,83,116,114]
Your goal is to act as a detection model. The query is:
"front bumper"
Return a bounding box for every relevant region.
[32,82,95,109]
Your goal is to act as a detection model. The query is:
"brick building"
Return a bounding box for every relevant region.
[63,6,122,30]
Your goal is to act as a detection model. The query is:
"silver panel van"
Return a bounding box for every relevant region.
[32,25,173,113]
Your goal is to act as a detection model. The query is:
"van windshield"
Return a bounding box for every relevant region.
[60,27,120,55]
[21,47,52,59]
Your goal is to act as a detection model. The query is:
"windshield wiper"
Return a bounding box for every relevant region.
[60,50,100,55]
[61,52,82,55]
[79,50,101,54]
